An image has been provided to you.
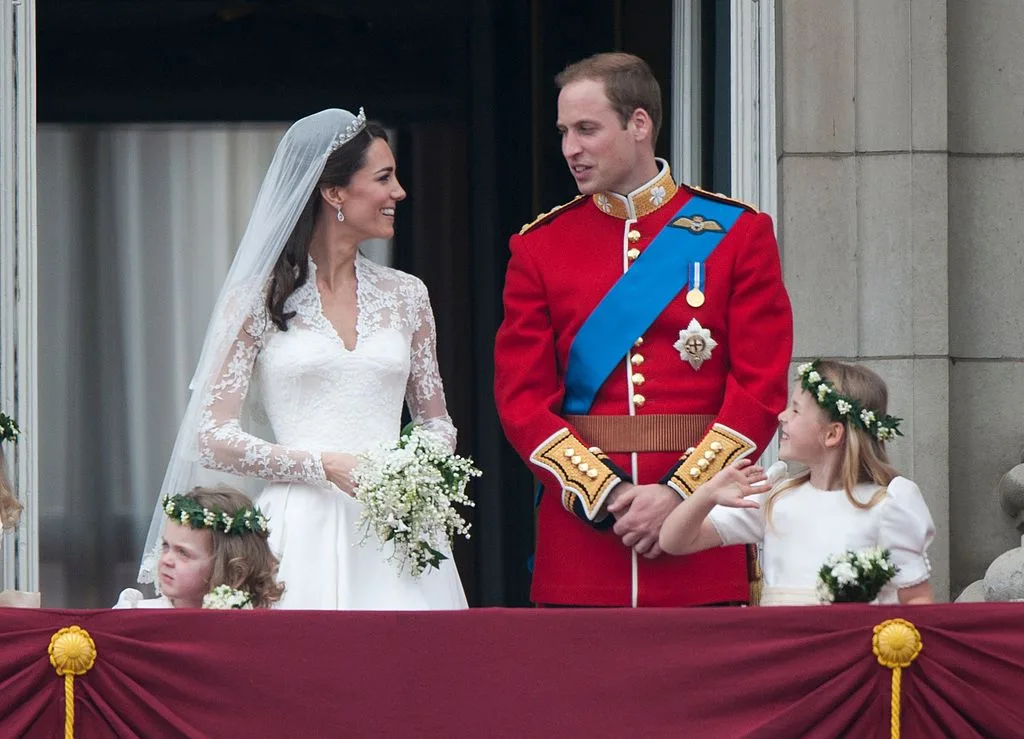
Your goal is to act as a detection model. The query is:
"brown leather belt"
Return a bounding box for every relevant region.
[564,413,715,453]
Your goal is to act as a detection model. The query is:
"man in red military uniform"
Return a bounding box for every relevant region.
[494,52,793,606]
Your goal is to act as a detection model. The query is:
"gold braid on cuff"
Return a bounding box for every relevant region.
[666,424,756,497]
[531,428,621,520]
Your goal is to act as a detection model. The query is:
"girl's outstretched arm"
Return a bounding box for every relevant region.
[658,489,723,555]
[659,460,766,555]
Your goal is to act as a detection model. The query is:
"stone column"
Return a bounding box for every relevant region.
[777,0,950,598]
[947,1,1024,596]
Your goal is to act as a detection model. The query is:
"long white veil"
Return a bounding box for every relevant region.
[138,108,365,584]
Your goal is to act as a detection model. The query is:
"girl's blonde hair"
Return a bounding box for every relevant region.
[184,486,285,608]
[0,450,22,530]
[765,360,899,524]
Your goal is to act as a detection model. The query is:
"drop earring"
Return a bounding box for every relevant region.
[336,206,345,223]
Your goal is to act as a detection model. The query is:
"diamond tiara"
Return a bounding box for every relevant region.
[328,107,367,153]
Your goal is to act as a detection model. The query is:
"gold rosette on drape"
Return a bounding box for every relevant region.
[48,626,97,738]
[872,618,922,739]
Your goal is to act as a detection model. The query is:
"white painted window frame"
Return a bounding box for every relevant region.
[730,0,777,216]
[732,0,780,467]
[673,0,777,210]
[671,0,703,185]
[674,0,780,466]
[0,0,39,592]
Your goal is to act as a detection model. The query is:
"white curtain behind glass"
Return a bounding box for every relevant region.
[36,123,393,607]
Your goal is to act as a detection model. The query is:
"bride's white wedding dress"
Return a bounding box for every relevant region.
[198,254,467,610]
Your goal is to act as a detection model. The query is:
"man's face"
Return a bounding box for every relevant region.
[557,78,641,196]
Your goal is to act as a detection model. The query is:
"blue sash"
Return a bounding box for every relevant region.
[563,194,744,414]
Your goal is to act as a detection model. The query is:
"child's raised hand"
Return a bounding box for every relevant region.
[699,459,768,509]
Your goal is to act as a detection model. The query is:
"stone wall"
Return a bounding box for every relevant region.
[777,0,951,598]
[946,1,1024,596]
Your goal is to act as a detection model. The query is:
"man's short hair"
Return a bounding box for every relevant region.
[556,52,662,144]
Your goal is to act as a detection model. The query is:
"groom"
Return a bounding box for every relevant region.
[494,52,793,606]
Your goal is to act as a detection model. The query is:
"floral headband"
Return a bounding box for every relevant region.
[0,413,19,444]
[797,361,902,442]
[162,494,269,536]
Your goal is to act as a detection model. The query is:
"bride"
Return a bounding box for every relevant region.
[138,108,467,610]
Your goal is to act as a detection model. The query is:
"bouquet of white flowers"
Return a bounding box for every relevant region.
[202,584,253,610]
[353,423,481,577]
[816,547,899,604]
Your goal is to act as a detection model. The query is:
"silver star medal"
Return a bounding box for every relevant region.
[674,318,717,370]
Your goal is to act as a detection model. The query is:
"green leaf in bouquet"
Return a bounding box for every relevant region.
[441,466,457,487]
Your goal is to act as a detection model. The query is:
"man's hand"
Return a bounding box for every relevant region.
[606,483,681,559]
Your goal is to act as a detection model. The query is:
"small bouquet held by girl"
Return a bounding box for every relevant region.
[353,423,481,577]
[203,584,255,610]
[815,547,899,604]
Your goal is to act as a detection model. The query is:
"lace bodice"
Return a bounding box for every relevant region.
[197,254,456,486]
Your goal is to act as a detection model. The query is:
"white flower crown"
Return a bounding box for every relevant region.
[797,361,902,442]
[162,494,269,536]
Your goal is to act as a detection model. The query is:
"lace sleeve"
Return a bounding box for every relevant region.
[405,279,457,451]
[197,316,328,484]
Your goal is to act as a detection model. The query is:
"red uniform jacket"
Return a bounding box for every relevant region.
[494,163,793,606]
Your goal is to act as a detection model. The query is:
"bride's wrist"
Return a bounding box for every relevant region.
[321,452,358,490]
[317,452,335,484]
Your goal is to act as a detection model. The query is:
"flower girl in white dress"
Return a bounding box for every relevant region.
[117,486,283,609]
[659,359,935,606]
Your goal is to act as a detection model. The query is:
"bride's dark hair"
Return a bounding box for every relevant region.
[266,122,390,331]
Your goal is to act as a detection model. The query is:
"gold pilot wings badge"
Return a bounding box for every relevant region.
[671,215,724,234]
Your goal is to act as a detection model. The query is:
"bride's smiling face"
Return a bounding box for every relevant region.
[335,138,407,241]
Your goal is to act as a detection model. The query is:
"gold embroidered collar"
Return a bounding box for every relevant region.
[591,159,679,220]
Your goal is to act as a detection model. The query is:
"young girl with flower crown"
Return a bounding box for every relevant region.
[659,359,935,606]
[114,486,284,609]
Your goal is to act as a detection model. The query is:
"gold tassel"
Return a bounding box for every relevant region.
[48,626,97,739]
[872,618,922,739]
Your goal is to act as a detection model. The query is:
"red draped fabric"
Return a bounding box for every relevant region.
[2,604,1023,738]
